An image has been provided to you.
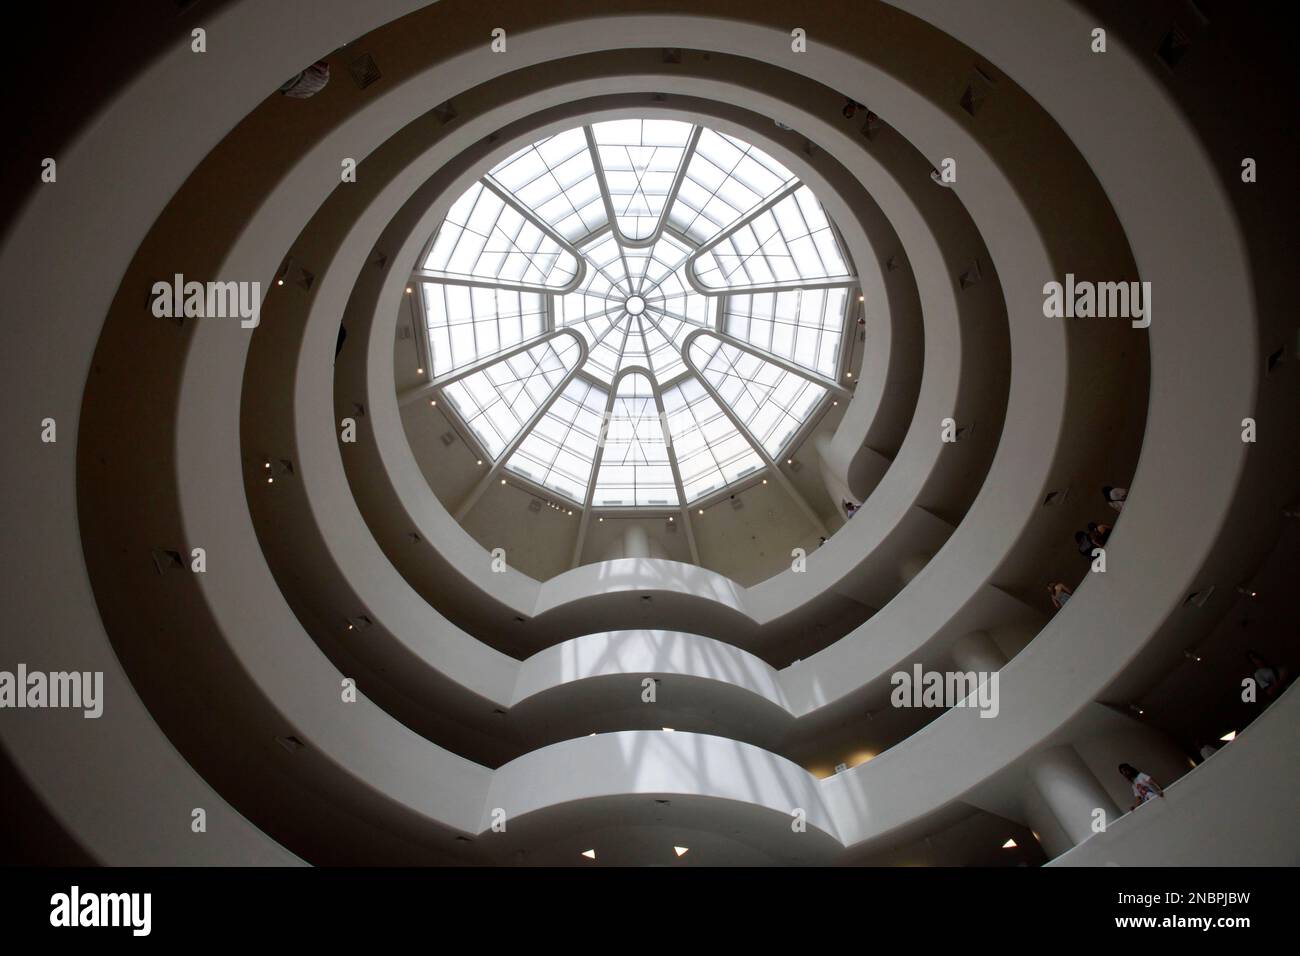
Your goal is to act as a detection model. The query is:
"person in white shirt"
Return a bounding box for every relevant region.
[1101,485,1128,513]
[1246,650,1285,702]
[1119,763,1164,810]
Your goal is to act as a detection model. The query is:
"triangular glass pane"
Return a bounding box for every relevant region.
[592,373,679,507]
[592,119,692,242]
[507,377,608,503]
[667,129,796,245]
[442,335,580,459]
[691,186,852,291]
[661,376,764,502]
[423,182,580,288]
[487,127,607,242]
[688,334,826,458]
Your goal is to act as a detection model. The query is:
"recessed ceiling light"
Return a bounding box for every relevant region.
[429,399,437,406]
[500,478,506,485]
[476,459,482,465]
[266,477,273,484]
[846,371,853,378]
[762,478,767,484]
[1002,839,1017,849]
[697,509,703,515]
[405,287,412,294]
[263,462,270,469]
[276,278,284,286]
[662,727,674,732]
[417,368,424,374]
[673,846,689,857]
[857,294,864,302]
[1219,730,1237,742]
[581,849,596,860]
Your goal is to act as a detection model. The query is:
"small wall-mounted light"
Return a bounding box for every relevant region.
[405,287,413,294]
[476,459,483,466]
[500,478,506,485]
[698,508,703,515]
[417,367,424,374]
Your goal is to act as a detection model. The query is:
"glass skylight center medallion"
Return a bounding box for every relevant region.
[414,119,859,510]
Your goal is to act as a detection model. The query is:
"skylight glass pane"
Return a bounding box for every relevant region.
[416,121,856,513]
[688,335,826,458]
[723,288,847,378]
[582,318,630,384]
[649,256,711,327]
[661,376,764,502]
[423,182,580,289]
[691,186,852,291]
[487,127,606,242]
[621,233,693,296]
[639,314,686,381]
[506,377,607,502]
[422,283,547,377]
[593,119,692,241]
[667,130,796,245]
[442,336,579,459]
[592,374,678,507]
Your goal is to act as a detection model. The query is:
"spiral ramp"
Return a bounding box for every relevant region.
[2,0,1297,867]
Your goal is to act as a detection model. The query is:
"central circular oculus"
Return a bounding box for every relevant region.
[624,295,646,316]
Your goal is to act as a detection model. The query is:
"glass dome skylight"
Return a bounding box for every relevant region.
[410,120,858,510]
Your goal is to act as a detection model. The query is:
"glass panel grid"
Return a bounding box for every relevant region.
[592,374,679,507]
[723,288,847,378]
[416,122,853,510]
[593,119,692,241]
[422,283,547,377]
[692,186,851,291]
[442,336,579,459]
[506,377,607,502]
[689,336,826,458]
[423,181,580,288]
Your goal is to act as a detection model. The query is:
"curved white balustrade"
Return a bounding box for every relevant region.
[1,0,1288,865]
